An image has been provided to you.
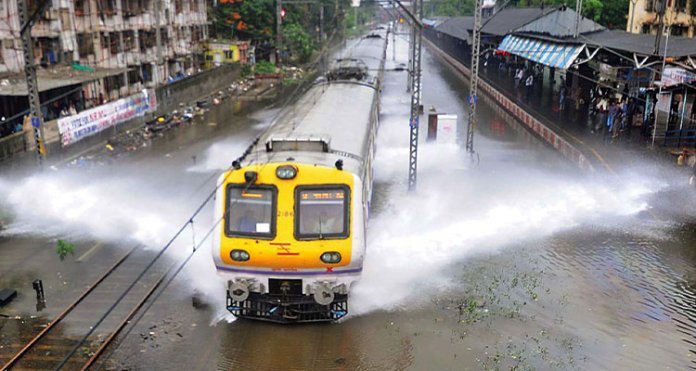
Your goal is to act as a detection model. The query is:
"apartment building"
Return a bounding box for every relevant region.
[627,0,695,37]
[0,0,208,126]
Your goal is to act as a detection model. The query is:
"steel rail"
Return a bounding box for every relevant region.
[80,261,173,371]
[1,245,139,370]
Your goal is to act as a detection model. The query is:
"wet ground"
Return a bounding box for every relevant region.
[1,31,695,370]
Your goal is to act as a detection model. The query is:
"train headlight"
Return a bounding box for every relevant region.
[320,252,342,264]
[276,165,298,179]
[230,249,250,262]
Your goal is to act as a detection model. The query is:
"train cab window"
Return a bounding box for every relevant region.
[295,186,349,239]
[226,185,276,238]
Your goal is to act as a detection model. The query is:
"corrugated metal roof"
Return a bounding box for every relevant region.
[480,7,555,36]
[579,29,696,58]
[436,16,474,41]
[515,8,604,37]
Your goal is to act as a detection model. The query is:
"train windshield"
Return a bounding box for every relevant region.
[296,186,349,239]
[226,186,276,238]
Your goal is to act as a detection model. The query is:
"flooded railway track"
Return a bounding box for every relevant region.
[1,246,170,371]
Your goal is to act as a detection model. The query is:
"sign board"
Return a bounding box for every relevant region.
[57,89,157,146]
[31,116,41,128]
[660,67,696,88]
[437,114,457,144]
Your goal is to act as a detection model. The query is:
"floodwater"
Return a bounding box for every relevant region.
[0,30,695,370]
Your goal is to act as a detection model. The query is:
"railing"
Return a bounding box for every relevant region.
[663,128,696,148]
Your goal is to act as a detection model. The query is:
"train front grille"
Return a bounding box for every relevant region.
[268,279,303,296]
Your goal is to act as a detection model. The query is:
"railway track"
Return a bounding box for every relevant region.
[1,246,171,371]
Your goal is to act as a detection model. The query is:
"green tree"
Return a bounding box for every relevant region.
[283,23,315,62]
[511,0,628,30]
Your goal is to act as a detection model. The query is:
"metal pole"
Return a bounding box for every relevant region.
[320,4,325,71]
[652,24,669,147]
[629,0,638,33]
[276,0,282,64]
[574,0,582,38]
[407,0,422,191]
[654,0,665,55]
[18,0,47,164]
[466,0,482,155]
[679,89,687,131]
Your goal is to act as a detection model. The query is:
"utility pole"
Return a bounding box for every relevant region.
[466,0,482,155]
[18,0,51,165]
[629,0,638,33]
[652,23,670,147]
[407,0,422,191]
[406,10,414,92]
[653,0,666,55]
[574,0,583,38]
[276,0,283,64]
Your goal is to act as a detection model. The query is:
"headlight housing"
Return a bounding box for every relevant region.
[320,251,341,264]
[230,249,250,262]
[276,165,298,179]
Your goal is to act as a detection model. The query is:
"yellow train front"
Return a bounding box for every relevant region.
[212,28,388,323]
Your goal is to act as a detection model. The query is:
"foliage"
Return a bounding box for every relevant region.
[210,0,353,64]
[510,0,629,30]
[241,64,253,77]
[425,0,474,17]
[427,0,628,30]
[282,23,315,63]
[56,239,75,261]
[255,60,277,74]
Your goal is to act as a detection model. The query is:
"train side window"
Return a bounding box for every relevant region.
[295,186,350,240]
[225,185,277,238]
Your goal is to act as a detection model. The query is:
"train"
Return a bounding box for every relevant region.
[212,26,389,323]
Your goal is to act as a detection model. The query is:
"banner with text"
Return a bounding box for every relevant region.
[58,89,157,146]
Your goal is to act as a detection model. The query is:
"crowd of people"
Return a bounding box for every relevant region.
[0,92,92,140]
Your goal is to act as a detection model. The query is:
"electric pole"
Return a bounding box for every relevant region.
[465,0,482,155]
[407,0,422,191]
[276,0,283,64]
[18,0,51,165]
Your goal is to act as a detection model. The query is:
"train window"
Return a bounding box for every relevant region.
[225,185,276,238]
[295,186,350,239]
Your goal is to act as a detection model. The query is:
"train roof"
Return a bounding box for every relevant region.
[240,30,388,176]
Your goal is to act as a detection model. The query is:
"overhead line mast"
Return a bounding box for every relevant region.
[465,0,482,155]
[406,0,422,191]
[18,0,52,165]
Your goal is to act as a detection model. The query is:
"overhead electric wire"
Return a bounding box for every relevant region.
[55,7,352,368]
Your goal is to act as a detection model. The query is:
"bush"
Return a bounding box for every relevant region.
[255,61,277,74]
[241,64,253,77]
[56,239,75,261]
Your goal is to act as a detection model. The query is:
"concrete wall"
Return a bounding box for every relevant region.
[627,0,695,36]
[156,63,242,113]
[0,63,242,166]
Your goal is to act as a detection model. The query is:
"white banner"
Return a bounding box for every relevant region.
[58,89,157,146]
[661,67,696,88]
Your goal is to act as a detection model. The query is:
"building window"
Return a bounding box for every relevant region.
[75,0,85,16]
[671,25,688,35]
[645,0,655,12]
[642,24,652,34]
[109,33,120,55]
[675,0,687,12]
[224,50,233,59]
[77,33,94,56]
[123,31,135,51]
